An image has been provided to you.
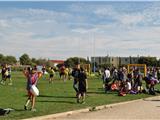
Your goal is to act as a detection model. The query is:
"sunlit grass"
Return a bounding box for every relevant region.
[0,72,159,119]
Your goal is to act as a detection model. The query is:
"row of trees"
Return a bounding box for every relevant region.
[0,54,17,65]
[0,53,54,67]
[0,53,90,68]
[1,53,160,68]
[19,54,54,67]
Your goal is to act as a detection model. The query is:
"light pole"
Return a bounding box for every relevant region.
[93,33,96,74]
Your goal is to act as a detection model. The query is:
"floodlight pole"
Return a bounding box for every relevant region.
[78,38,80,64]
[93,33,96,74]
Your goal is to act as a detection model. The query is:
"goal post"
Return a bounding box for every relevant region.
[80,64,91,75]
[127,64,147,77]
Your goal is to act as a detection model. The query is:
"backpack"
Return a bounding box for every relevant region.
[0,108,12,116]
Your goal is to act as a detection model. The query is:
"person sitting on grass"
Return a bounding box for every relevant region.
[144,74,159,95]
[77,67,88,104]
[23,67,42,111]
[118,81,127,96]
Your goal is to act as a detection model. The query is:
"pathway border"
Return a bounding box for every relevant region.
[23,96,159,120]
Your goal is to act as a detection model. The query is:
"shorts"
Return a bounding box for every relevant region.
[27,90,34,97]
[50,74,54,78]
[6,75,11,79]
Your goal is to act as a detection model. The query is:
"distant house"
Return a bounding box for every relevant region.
[49,60,65,66]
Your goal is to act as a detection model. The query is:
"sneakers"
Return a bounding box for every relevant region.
[24,106,36,112]
[30,108,36,112]
[8,83,12,86]
[24,105,28,110]
[0,81,5,85]
[77,99,80,103]
[81,101,85,104]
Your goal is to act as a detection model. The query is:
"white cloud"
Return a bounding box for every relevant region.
[1,2,160,60]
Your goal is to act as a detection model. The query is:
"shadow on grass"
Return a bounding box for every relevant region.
[87,91,104,94]
[38,95,76,98]
[14,109,26,112]
[37,100,75,104]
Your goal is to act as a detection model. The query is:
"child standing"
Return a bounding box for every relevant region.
[23,67,42,111]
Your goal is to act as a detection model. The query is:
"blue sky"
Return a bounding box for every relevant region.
[0,1,160,60]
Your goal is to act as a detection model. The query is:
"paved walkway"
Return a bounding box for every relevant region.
[25,96,160,120]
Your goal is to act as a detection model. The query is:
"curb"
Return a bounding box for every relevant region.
[23,96,159,120]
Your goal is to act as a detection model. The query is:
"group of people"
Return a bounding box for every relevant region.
[23,63,88,111]
[1,63,160,112]
[102,66,160,96]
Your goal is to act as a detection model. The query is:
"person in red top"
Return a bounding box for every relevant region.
[23,67,42,111]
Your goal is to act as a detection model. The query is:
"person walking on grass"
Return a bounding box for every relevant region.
[77,67,88,104]
[48,67,55,84]
[1,64,6,85]
[23,67,42,112]
[72,63,80,97]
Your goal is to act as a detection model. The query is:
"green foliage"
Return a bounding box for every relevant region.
[19,53,31,65]
[0,53,17,65]
[138,57,157,66]
[0,72,158,119]
[98,63,112,69]
[5,56,17,64]
[65,57,90,67]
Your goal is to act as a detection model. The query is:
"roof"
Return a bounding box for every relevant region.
[49,60,64,64]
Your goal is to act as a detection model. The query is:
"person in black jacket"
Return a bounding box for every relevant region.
[77,67,88,104]
[72,63,80,96]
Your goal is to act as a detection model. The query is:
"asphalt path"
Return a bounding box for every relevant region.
[54,96,160,120]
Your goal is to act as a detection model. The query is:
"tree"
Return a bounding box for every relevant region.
[0,54,5,64]
[138,57,157,66]
[0,54,17,65]
[65,57,90,68]
[36,58,47,65]
[5,56,17,65]
[19,54,31,65]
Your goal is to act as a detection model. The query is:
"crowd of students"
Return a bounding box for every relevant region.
[102,66,160,96]
[1,63,160,112]
[22,64,88,111]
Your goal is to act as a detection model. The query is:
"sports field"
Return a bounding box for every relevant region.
[0,71,158,119]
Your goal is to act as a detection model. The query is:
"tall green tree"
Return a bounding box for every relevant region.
[138,57,157,66]
[0,54,5,64]
[19,54,31,65]
[65,57,90,67]
[5,56,17,65]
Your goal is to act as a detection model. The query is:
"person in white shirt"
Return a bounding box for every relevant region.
[104,67,111,93]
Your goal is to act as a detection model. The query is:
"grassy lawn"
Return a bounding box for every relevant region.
[0,71,159,119]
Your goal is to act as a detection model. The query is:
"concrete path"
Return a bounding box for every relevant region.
[55,96,160,120]
[25,96,160,120]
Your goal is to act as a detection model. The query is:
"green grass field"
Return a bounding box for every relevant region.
[0,71,159,119]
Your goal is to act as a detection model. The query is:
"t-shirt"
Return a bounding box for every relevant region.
[27,73,38,90]
[78,72,87,89]
[49,69,55,75]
